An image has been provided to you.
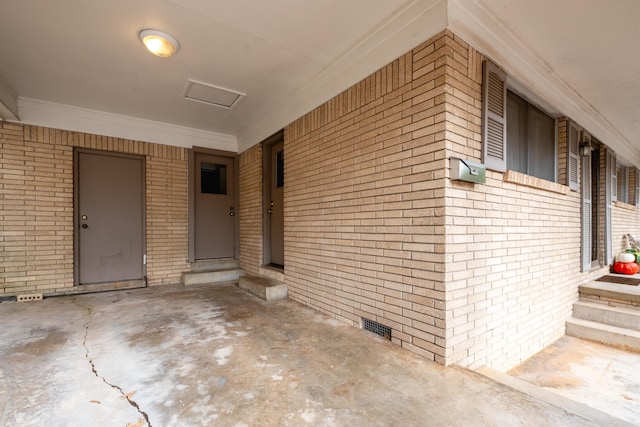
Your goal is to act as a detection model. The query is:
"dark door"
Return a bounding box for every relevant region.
[77,151,144,284]
[194,153,235,259]
[266,140,284,266]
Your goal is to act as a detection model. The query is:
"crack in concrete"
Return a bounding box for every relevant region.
[73,298,152,427]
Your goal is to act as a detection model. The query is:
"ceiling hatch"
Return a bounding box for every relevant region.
[183,79,245,109]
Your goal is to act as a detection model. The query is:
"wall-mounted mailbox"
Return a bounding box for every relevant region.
[450,157,486,184]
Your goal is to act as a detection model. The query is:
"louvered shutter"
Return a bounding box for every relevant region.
[581,150,592,271]
[605,149,616,264]
[567,122,580,191]
[611,152,618,202]
[635,168,640,206]
[482,61,507,172]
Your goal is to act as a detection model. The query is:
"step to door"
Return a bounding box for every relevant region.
[190,259,239,272]
[566,318,640,353]
[182,267,242,286]
[238,275,287,301]
[579,281,640,306]
[573,301,640,331]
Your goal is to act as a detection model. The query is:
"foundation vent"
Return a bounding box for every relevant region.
[362,317,391,341]
[17,293,43,302]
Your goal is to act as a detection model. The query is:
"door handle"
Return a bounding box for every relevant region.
[81,224,88,228]
[267,209,273,214]
[229,207,235,217]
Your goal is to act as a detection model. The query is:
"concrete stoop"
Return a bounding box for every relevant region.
[238,275,287,301]
[182,259,243,286]
[566,279,640,353]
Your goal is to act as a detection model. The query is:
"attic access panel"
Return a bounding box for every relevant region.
[183,79,245,109]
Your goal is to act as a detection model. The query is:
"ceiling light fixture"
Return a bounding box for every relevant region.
[139,29,179,58]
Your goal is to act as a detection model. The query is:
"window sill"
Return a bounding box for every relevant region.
[503,170,570,195]
[615,201,638,211]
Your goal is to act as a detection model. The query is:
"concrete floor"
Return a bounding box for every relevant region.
[509,336,640,426]
[0,284,628,427]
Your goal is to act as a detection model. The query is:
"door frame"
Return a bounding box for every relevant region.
[188,147,239,263]
[262,130,285,268]
[73,148,146,285]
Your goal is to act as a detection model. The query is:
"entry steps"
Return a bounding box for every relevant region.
[566,278,640,352]
[182,259,243,286]
[238,275,287,301]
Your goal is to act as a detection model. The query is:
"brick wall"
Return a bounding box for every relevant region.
[284,31,449,363]
[613,203,640,256]
[0,123,189,295]
[442,39,611,369]
[239,143,263,276]
[235,29,619,369]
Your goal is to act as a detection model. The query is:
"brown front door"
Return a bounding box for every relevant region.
[266,139,284,266]
[76,151,144,285]
[194,153,235,259]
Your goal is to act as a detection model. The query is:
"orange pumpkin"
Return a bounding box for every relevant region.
[613,262,639,275]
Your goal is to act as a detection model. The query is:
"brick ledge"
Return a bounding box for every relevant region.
[615,201,638,211]
[503,170,571,195]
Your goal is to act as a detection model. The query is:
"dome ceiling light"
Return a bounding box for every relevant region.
[139,29,179,58]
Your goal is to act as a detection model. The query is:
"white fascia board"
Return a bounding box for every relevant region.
[237,0,447,152]
[14,97,237,152]
[447,0,640,164]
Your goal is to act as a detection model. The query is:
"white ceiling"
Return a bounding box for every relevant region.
[1,0,639,162]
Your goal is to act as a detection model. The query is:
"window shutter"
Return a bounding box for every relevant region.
[605,149,615,264]
[482,60,507,172]
[581,149,592,271]
[611,153,618,202]
[635,168,640,207]
[567,122,580,191]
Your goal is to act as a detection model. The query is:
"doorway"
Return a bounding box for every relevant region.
[191,152,237,261]
[75,150,145,285]
[263,132,284,267]
[582,143,601,270]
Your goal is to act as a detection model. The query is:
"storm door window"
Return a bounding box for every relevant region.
[201,162,227,194]
[506,90,556,182]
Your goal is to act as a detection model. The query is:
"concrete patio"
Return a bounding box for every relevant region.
[0,283,633,426]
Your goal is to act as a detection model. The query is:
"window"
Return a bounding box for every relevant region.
[201,162,227,194]
[482,61,564,185]
[275,150,284,188]
[617,164,629,203]
[506,91,555,181]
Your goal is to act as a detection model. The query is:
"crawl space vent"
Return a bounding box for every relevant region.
[183,79,245,109]
[362,317,391,341]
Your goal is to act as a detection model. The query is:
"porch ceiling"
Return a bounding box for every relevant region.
[0,0,639,161]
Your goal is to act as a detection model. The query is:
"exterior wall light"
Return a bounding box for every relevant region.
[579,141,593,156]
[139,29,180,58]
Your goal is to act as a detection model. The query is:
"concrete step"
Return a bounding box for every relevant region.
[579,281,640,305]
[566,318,640,353]
[573,301,640,331]
[182,268,242,286]
[238,275,287,301]
[190,258,239,272]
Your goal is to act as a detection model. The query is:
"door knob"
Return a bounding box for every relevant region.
[267,209,273,214]
[81,224,88,228]
[229,207,235,216]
